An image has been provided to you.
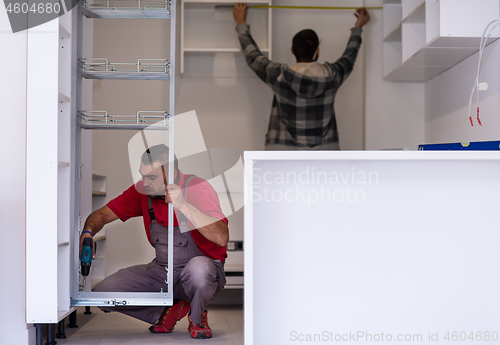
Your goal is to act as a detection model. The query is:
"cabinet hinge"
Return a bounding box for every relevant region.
[78,215,83,232]
[79,164,84,180]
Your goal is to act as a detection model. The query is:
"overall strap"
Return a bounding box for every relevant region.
[147,197,157,223]
[148,176,197,228]
[179,175,197,232]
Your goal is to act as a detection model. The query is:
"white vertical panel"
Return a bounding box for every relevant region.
[26,18,60,324]
[57,9,73,319]
[402,22,425,62]
[246,152,500,345]
[0,3,35,344]
[243,153,254,345]
[440,0,499,38]
[425,0,440,44]
[366,8,425,150]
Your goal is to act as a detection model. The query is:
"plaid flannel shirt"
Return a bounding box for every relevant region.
[236,23,363,149]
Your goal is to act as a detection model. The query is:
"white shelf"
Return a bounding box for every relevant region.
[79,110,170,130]
[93,233,106,241]
[384,24,401,42]
[181,0,272,75]
[58,92,71,103]
[402,0,422,20]
[58,308,75,322]
[79,58,171,80]
[59,23,71,39]
[383,0,500,81]
[58,242,70,247]
[403,0,424,24]
[58,161,70,167]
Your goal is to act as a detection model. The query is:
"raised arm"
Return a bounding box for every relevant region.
[233,3,283,85]
[325,8,370,86]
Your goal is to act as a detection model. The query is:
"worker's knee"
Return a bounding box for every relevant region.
[181,256,218,288]
[92,279,110,292]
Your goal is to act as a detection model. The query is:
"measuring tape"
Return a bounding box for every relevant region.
[249,5,382,9]
[218,5,382,10]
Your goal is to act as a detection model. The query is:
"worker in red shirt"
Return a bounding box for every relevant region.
[79,144,229,339]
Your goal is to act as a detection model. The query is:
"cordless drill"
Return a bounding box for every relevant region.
[80,237,95,291]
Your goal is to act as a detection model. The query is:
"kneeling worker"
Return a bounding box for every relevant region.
[79,144,229,339]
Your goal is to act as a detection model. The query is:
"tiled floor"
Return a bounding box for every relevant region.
[57,305,243,345]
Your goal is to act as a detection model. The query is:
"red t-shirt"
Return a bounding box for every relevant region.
[107,170,228,261]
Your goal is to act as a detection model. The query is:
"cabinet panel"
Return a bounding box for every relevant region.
[181,0,272,74]
[26,11,75,323]
[26,19,62,324]
[440,0,499,38]
[383,0,500,81]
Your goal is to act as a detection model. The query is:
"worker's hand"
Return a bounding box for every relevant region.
[165,184,187,210]
[79,231,96,260]
[354,7,370,28]
[233,3,248,26]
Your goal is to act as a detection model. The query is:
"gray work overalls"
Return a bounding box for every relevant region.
[94,176,226,325]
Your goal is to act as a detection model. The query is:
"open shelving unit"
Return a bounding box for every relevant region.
[383,0,500,81]
[26,8,76,325]
[180,0,272,75]
[26,2,177,339]
[70,0,176,309]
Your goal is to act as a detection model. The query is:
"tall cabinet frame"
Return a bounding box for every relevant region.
[26,0,178,330]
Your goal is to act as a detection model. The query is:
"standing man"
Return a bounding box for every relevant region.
[79,144,229,339]
[233,3,370,150]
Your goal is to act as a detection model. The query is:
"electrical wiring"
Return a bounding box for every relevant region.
[468,19,500,126]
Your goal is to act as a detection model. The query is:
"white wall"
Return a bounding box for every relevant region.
[425,39,500,144]
[364,2,425,150]
[0,8,35,345]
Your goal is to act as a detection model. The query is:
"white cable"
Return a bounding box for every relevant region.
[469,20,500,126]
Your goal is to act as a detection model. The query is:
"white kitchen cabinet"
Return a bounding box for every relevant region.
[245,151,500,345]
[180,0,272,75]
[26,10,76,324]
[383,0,499,81]
[26,0,178,332]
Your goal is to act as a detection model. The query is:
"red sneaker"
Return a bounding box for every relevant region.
[188,310,212,339]
[149,300,191,333]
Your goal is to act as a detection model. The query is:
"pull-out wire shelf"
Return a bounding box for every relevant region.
[79,58,171,80]
[79,111,170,130]
[80,0,171,18]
